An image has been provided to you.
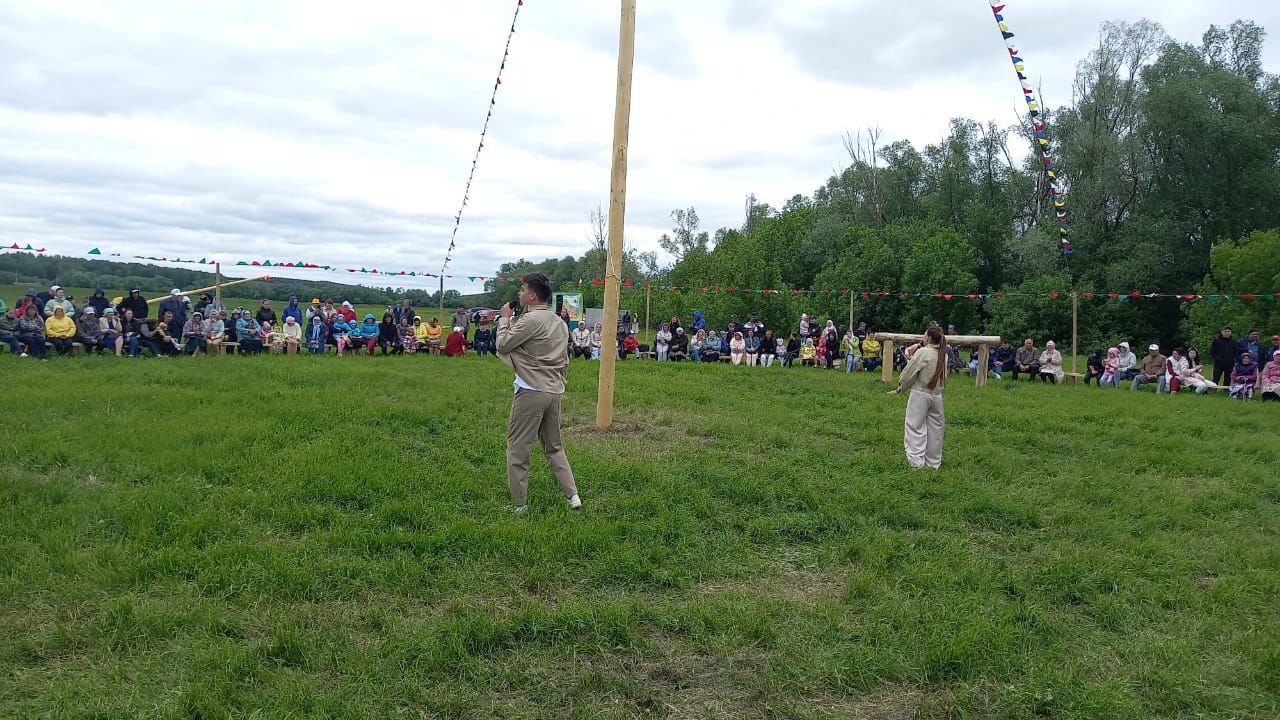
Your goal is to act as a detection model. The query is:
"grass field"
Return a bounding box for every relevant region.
[1,354,1277,719]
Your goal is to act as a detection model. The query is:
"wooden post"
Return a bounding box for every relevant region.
[847,291,855,336]
[214,263,222,312]
[1071,291,1079,376]
[881,340,894,383]
[976,343,990,388]
[643,284,651,349]
[438,275,445,319]
[595,0,636,429]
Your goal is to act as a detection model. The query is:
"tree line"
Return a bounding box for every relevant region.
[476,19,1280,349]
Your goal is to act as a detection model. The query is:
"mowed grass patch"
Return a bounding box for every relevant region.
[1,354,1277,719]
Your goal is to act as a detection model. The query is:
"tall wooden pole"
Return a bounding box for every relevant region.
[847,291,855,334]
[438,275,445,319]
[596,0,636,429]
[1071,291,1079,375]
[214,263,222,312]
[644,284,651,347]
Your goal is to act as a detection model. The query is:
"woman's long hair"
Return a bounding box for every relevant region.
[925,326,946,390]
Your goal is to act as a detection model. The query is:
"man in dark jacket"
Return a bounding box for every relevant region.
[86,289,111,316]
[120,288,149,319]
[1209,326,1236,386]
[1238,329,1262,366]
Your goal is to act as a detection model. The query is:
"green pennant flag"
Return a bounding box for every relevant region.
[87,248,101,255]
[24,244,33,250]
[236,261,248,266]
[263,260,274,267]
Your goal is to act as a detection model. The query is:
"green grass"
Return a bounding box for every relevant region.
[1,355,1277,719]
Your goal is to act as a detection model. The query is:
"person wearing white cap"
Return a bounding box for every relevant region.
[158,288,187,333]
[75,305,104,352]
[1130,343,1167,392]
[42,286,76,319]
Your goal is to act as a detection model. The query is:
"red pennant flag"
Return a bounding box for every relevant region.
[968,293,979,300]
[1240,293,1256,299]
[991,4,1005,13]
[1179,294,1198,300]
[1082,292,1094,299]
[623,279,634,287]
[1129,291,1142,298]
[1049,291,1059,299]
[861,291,870,299]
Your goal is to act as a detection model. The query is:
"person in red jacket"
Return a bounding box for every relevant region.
[443,326,468,356]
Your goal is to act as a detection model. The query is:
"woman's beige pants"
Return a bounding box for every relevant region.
[904,389,944,469]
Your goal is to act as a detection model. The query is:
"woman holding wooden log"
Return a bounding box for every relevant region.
[888,326,946,470]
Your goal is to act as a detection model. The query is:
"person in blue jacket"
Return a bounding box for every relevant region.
[332,316,354,355]
[358,313,380,355]
[306,314,327,353]
[281,295,305,325]
[236,310,263,354]
[691,309,705,333]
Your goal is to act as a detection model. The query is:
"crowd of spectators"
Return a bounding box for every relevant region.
[4,286,1278,402]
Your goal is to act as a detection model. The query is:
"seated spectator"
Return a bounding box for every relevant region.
[120,308,143,357]
[358,314,380,356]
[44,305,77,355]
[92,307,123,356]
[1083,348,1105,386]
[17,304,47,358]
[655,323,672,361]
[1038,341,1064,384]
[622,332,639,359]
[1099,347,1119,387]
[156,310,182,355]
[0,307,22,355]
[260,320,280,352]
[420,317,441,355]
[1179,347,1213,394]
[669,326,688,361]
[183,311,209,355]
[236,311,264,355]
[282,316,302,355]
[1268,335,1280,372]
[1229,352,1258,400]
[1260,350,1280,402]
[861,335,881,372]
[815,332,831,369]
[330,316,353,355]
[473,322,495,357]
[589,322,603,360]
[1164,347,1189,393]
[615,324,629,360]
[1013,338,1039,380]
[759,330,776,367]
[799,337,817,367]
[744,329,760,366]
[572,321,592,359]
[137,318,164,356]
[690,330,705,362]
[205,311,225,354]
[444,326,468,356]
[784,332,801,367]
[729,331,746,365]
[841,329,860,372]
[76,306,105,353]
[377,313,401,356]
[1130,344,1166,391]
[306,314,328,353]
[993,340,1015,377]
[1114,342,1138,384]
[700,330,721,363]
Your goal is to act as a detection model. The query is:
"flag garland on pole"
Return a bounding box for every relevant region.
[989,1,1071,254]
[441,0,525,276]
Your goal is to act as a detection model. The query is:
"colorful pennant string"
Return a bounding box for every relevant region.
[989,1,1071,254]
[441,0,524,275]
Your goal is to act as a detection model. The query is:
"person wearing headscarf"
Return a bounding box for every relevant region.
[1164,347,1189,393]
[669,326,688,361]
[95,307,125,356]
[1260,350,1280,401]
[236,310,263,354]
[729,331,746,365]
[1113,341,1138,384]
[589,322,603,360]
[443,326,468,356]
[1099,347,1119,387]
[400,316,421,354]
[1038,341,1064,384]
[654,323,672,362]
[306,314,328,353]
[701,330,721,363]
[1229,352,1259,400]
[17,304,48,358]
[841,329,860,372]
[377,312,401,355]
[338,301,357,323]
[358,313,380,356]
[572,321,592,359]
[330,315,353,355]
[799,337,817,367]
[0,307,22,356]
[889,325,947,470]
[423,317,443,355]
[282,315,302,355]
[799,313,810,339]
[689,329,705,362]
[44,305,77,355]
[183,311,209,355]
[205,310,225,354]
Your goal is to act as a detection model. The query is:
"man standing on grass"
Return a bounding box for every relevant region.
[496,272,581,513]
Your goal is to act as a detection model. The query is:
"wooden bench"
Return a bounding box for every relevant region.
[1064,372,1084,387]
[216,342,240,355]
[70,342,84,356]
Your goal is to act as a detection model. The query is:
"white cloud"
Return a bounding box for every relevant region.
[0,0,1276,292]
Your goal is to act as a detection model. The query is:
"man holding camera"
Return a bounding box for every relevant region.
[497,272,581,512]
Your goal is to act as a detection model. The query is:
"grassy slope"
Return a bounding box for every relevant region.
[1,355,1277,719]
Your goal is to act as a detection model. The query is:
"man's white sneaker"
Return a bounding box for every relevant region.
[567,494,582,509]
[512,505,527,514]
[19,353,28,358]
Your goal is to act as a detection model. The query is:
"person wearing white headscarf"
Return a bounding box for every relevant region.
[1038,341,1064,384]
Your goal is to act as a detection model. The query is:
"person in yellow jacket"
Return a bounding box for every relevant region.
[44,305,77,355]
[423,317,443,355]
[861,336,882,372]
[799,337,817,367]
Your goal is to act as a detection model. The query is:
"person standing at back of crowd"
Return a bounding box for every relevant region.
[889,326,947,470]
[119,287,148,320]
[496,272,580,513]
[451,307,470,340]
[1209,326,1236,387]
[158,289,186,332]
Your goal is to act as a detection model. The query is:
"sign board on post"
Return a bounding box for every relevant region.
[554,293,584,322]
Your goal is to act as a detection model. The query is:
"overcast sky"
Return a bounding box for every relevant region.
[2,0,1277,292]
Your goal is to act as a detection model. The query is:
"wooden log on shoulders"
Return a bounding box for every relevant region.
[872,332,1002,346]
